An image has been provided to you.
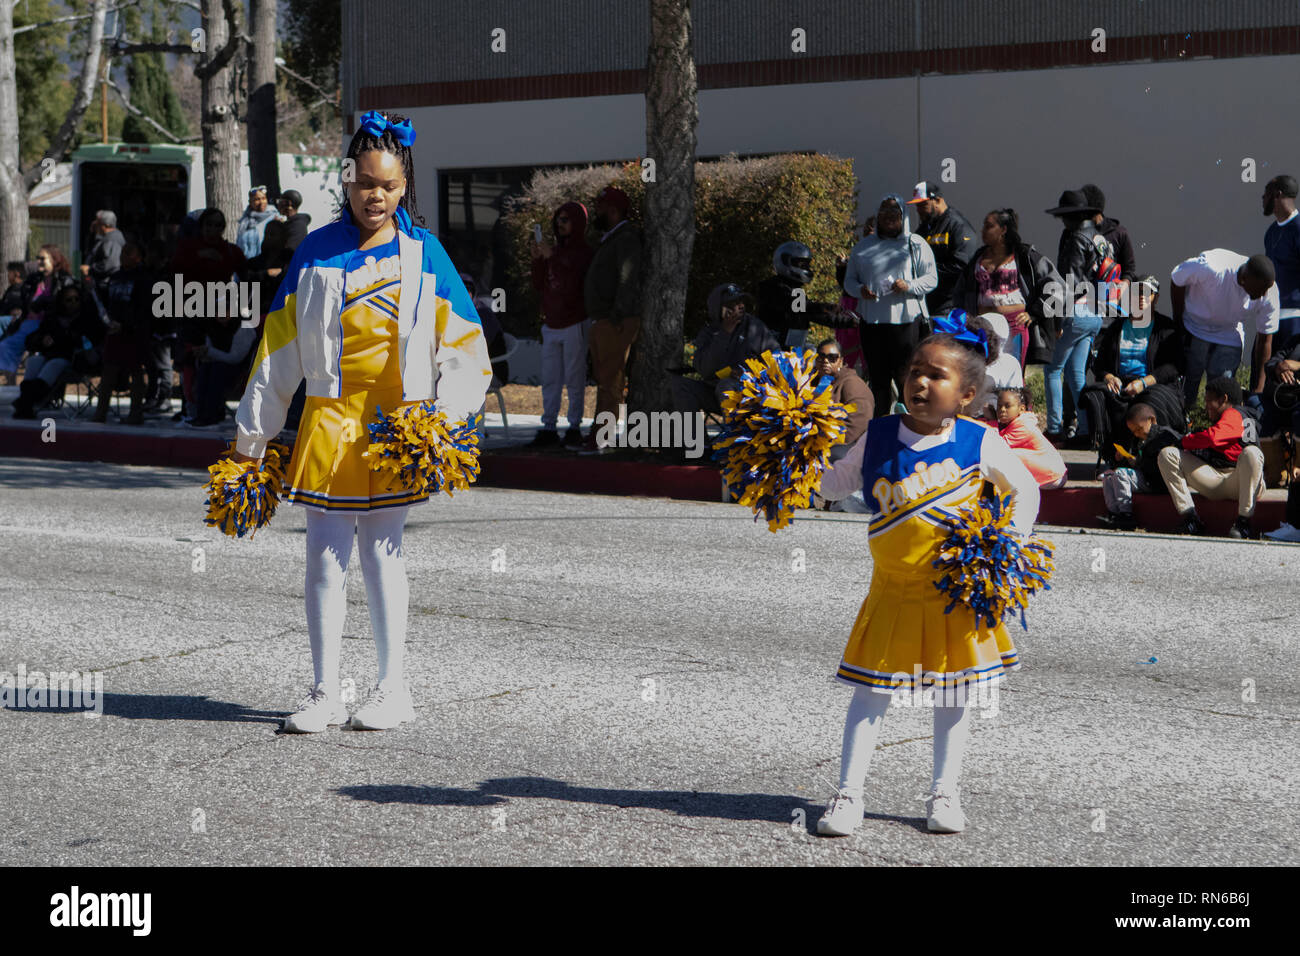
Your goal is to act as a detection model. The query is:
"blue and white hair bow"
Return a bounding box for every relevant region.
[932,309,988,357]
[358,110,416,147]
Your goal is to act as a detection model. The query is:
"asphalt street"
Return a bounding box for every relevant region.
[1,456,1296,866]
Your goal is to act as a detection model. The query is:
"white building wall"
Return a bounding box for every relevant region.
[394,52,1300,290]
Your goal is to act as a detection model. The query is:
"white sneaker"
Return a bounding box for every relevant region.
[815,789,864,836]
[282,683,348,733]
[1263,522,1300,542]
[348,683,416,730]
[925,785,967,833]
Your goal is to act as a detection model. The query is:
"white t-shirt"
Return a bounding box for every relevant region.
[1170,248,1280,347]
[973,353,1024,418]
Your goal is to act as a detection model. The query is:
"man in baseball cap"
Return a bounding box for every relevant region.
[907,182,976,314]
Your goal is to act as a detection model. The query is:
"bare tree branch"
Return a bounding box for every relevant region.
[109,40,195,54]
[21,0,111,191]
[13,1,137,35]
[104,76,193,143]
[275,58,340,115]
[193,0,243,81]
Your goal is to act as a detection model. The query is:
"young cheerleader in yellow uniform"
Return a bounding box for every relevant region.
[228,111,492,733]
[815,317,1041,834]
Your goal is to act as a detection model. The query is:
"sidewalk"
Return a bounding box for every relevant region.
[0,384,1287,532]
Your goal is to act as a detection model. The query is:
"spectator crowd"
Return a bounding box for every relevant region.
[7,171,1300,541]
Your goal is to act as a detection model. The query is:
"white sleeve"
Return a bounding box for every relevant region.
[818,428,868,501]
[979,426,1040,537]
[1257,288,1281,335]
[1169,256,1206,288]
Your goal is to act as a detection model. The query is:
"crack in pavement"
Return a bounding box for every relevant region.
[95,628,298,672]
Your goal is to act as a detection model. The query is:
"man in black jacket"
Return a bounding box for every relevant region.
[907,182,977,314]
[755,241,852,350]
[671,282,778,416]
[276,190,312,253]
[1081,184,1137,280]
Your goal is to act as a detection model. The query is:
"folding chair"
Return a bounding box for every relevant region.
[485,332,520,436]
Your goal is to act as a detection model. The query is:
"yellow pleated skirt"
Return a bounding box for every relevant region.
[835,566,1020,693]
[283,382,431,513]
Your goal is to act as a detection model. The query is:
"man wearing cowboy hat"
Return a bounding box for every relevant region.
[1041,189,1117,448]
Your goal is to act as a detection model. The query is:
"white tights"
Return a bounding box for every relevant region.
[304,506,410,693]
[837,686,972,797]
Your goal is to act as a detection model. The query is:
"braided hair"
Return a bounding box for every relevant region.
[336,112,423,227]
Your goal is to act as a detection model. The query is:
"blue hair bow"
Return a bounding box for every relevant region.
[358,110,416,147]
[932,309,988,357]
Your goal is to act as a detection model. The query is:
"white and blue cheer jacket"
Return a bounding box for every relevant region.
[234,205,493,458]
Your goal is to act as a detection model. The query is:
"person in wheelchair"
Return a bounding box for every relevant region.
[1078,275,1185,468]
[11,284,105,419]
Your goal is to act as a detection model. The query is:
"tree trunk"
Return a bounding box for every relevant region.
[246,0,279,197]
[0,1,28,263]
[1,0,109,263]
[630,0,697,415]
[198,0,243,239]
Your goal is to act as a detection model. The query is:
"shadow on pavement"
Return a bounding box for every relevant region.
[3,693,283,724]
[337,776,830,824]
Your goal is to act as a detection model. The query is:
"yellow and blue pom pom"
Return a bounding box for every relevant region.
[932,490,1055,630]
[361,399,480,497]
[714,350,852,532]
[203,439,291,539]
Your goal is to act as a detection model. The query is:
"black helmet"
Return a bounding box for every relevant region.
[774,241,813,285]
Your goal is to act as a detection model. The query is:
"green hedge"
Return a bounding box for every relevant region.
[501,153,858,341]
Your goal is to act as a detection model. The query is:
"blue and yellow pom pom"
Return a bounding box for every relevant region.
[203,439,291,539]
[714,350,852,532]
[932,490,1055,630]
[362,399,480,497]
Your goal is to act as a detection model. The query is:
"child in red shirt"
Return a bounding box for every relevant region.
[994,388,1067,489]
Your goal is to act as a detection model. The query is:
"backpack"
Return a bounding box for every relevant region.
[1089,233,1123,311]
[1236,404,1261,447]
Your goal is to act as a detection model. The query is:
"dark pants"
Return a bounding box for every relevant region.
[93,362,147,420]
[146,334,174,405]
[195,360,241,425]
[1079,380,1184,464]
[670,374,733,416]
[1182,331,1242,410]
[860,321,919,417]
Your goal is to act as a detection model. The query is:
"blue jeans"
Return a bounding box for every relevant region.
[1182,332,1242,410]
[1044,307,1103,434]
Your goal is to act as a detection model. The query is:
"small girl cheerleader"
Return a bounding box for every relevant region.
[227,111,492,733]
[814,316,1041,834]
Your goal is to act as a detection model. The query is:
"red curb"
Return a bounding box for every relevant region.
[477,451,723,502]
[1,422,1287,533]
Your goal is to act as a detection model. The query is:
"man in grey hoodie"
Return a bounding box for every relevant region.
[841,193,937,417]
